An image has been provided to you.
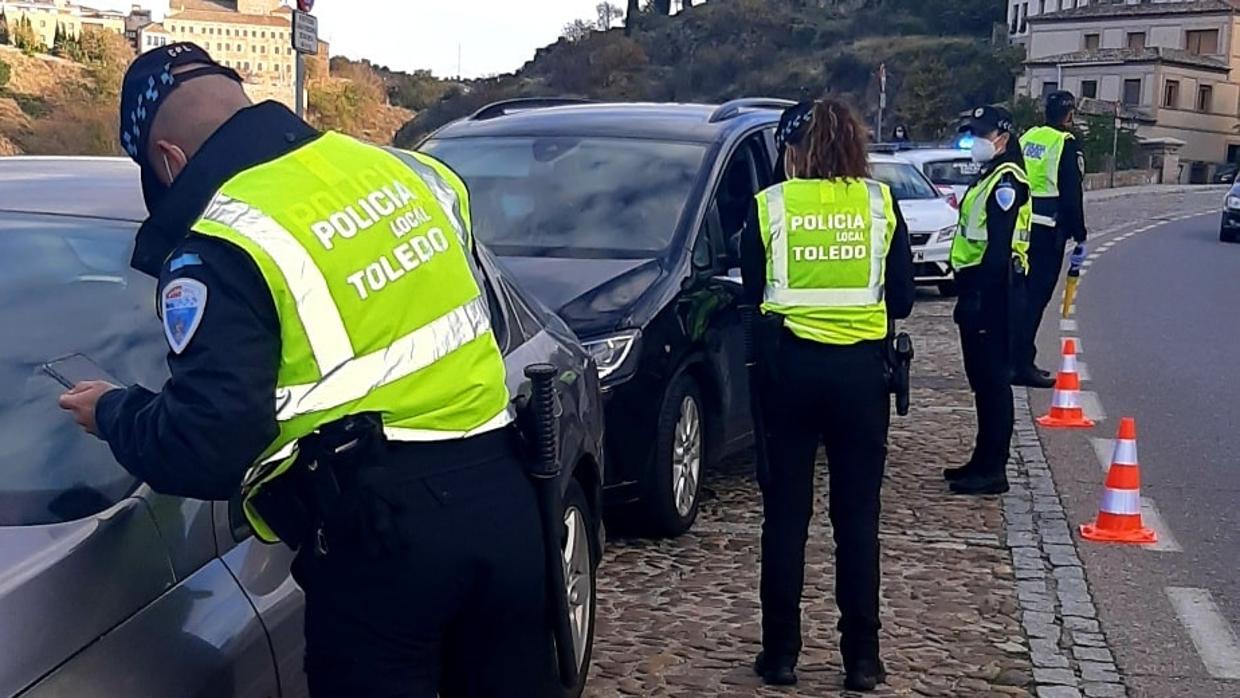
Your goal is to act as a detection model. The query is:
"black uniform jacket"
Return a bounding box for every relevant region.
[738,184,916,323]
[95,102,319,501]
[952,147,1031,332]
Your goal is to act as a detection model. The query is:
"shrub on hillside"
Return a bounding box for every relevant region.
[0,57,10,90]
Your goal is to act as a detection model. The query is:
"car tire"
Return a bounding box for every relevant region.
[645,373,705,537]
[937,280,958,297]
[563,478,598,698]
[1222,227,1237,243]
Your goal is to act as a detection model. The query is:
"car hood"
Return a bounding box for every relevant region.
[494,256,666,338]
[897,198,958,234]
[0,501,174,697]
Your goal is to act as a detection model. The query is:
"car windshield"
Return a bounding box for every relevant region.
[423,136,706,259]
[871,161,941,201]
[923,158,981,187]
[0,214,167,526]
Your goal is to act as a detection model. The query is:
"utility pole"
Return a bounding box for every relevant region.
[877,62,887,141]
[1109,102,1120,189]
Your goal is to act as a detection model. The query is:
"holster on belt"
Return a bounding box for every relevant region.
[246,413,385,553]
[752,311,785,385]
[885,321,915,417]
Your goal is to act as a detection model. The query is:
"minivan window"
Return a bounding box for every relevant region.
[870,161,940,200]
[0,215,166,526]
[424,136,706,259]
[923,158,981,187]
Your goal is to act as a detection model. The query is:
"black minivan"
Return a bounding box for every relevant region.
[422,98,791,536]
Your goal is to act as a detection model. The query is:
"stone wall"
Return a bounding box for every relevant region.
[1083,169,1159,191]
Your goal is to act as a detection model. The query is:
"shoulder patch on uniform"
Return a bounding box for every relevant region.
[162,278,208,355]
[995,183,1017,212]
[168,253,202,272]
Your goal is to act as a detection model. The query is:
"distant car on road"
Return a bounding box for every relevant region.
[0,157,605,698]
[1221,182,1240,242]
[893,145,981,202]
[869,153,960,296]
[1213,162,1238,184]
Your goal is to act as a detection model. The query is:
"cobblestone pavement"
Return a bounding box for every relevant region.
[582,187,1220,698]
[585,297,1036,697]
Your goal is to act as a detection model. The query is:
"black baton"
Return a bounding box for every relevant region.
[524,364,580,690]
[741,307,770,485]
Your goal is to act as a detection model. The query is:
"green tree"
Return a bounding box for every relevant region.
[13,16,41,54]
[52,23,66,56]
[562,19,593,42]
[624,0,642,36]
[899,57,952,140]
[1079,113,1140,174]
[0,57,11,90]
[0,11,10,46]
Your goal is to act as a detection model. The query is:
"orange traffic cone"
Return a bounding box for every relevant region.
[1081,418,1156,544]
[1036,339,1095,429]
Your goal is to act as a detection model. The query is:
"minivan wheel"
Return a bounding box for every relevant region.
[562,479,597,697]
[646,374,705,537]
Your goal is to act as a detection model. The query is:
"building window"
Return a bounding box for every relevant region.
[1123,78,1142,106]
[1019,3,1028,34]
[1164,80,1180,108]
[1084,33,1100,50]
[1042,81,1059,96]
[258,63,263,71]
[1198,84,1214,112]
[1186,29,1220,55]
[1081,80,1098,99]
[1127,32,1146,50]
[1038,0,1045,14]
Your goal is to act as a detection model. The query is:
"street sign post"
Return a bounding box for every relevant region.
[291,9,319,119]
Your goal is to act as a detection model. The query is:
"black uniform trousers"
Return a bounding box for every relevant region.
[758,330,890,665]
[1016,223,1067,372]
[960,325,1015,476]
[290,430,560,698]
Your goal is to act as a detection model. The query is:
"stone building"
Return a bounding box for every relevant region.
[0,0,125,50]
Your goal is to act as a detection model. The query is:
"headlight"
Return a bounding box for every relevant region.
[583,330,641,383]
[1226,195,1240,210]
[934,225,957,243]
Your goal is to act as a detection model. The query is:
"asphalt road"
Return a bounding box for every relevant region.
[1032,209,1240,697]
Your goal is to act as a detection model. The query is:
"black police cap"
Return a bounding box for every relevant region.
[775,101,814,151]
[1046,90,1077,118]
[119,42,242,209]
[959,105,1015,136]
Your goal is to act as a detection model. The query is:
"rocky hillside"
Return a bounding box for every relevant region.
[0,46,91,155]
[395,0,1019,146]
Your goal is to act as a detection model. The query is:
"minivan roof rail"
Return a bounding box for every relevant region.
[709,98,797,123]
[468,98,594,121]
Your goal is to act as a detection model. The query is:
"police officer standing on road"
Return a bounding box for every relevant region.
[1015,92,1088,388]
[741,98,915,691]
[58,44,558,697]
[944,106,1032,496]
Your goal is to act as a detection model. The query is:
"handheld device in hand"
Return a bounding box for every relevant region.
[41,353,122,389]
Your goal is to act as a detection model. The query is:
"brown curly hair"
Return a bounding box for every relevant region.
[786,98,871,181]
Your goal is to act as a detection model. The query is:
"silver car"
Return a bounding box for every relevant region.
[0,157,606,697]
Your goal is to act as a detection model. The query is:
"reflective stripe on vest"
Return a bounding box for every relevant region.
[951,162,1032,273]
[756,177,896,346]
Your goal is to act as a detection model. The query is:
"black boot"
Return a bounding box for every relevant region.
[950,472,1010,495]
[942,462,977,481]
[754,651,797,686]
[1012,367,1055,389]
[844,657,887,692]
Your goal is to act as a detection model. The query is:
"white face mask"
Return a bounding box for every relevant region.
[970,137,998,163]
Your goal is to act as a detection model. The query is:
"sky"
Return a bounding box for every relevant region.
[87,0,616,78]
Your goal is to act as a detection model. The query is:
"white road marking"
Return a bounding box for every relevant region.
[1082,260,1094,268]
[1098,243,1114,251]
[1079,391,1106,422]
[1166,587,1240,679]
[1091,437,1113,472]
[1075,360,1090,381]
[1141,498,1183,552]
[1060,319,1078,332]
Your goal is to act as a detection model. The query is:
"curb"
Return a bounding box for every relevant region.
[1006,388,1128,698]
[1084,184,1227,204]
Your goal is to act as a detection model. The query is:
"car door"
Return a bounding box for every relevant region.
[688,130,773,453]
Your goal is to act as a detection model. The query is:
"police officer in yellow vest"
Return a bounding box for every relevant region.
[943,105,1032,496]
[740,99,915,690]
[58,44,557,697]
[1015,91,1088,388]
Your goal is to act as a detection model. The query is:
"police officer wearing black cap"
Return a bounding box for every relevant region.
[58,43,558,697]
[1015,91,1088,388]
[943,105,1032,496]
[742,98,915,690]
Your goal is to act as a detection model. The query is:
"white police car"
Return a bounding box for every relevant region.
[868,153,960,296]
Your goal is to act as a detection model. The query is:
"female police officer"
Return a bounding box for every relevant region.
[943,105,1032,496]
[740,98,914,691]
